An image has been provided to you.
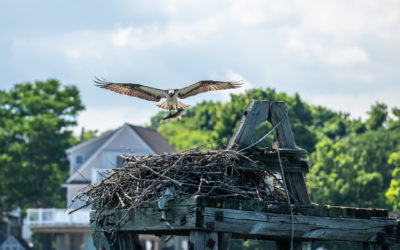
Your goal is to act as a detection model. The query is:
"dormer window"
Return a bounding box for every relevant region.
[76,155,84,166]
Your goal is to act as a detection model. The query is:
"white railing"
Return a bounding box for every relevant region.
[26,208,90,226]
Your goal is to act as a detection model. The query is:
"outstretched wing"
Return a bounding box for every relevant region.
[178,80,243,99]
[94,77,166,102]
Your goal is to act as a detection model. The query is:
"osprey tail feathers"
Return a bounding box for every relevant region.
[156,101,191,110]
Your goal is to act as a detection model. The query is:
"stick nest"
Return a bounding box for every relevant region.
[72,149,287,213]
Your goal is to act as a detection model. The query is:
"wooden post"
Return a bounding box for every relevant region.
[115,232,141,250]
[92,224,141,250]
[189,231,218,250]
[227,100,270,150]
[228,100,312,249]
[226,100,270,249]
[269,101,311,205]
[363,242,391,250]
[228,100,311,204]
[218,233,231,250]
[269,101,312,250]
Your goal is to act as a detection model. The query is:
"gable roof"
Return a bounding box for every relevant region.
[65,123,175,184]
[0,235,31,250]
[128,125,175,154]
[66,129,115,154]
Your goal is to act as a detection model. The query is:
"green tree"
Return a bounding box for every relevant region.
[366,102,388,130]
[385,152,400,211]
[308,125,400,208]
[308,137,386,207]
[389,107,400,130]
[0,79,84,214]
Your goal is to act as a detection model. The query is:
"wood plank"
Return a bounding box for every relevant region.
[269,101,312,205]
[90,198,399,244]
[218,232,231,250]
[227,100,270,150]
[363,242,391,250]
[115,232,141,250]
[115,206,197,232]
[238,147,309,172]
[200,207,398,244]
[269,101,296,148]
[189,231,218,250]
[238,157,308,173]
[276,240,307,250]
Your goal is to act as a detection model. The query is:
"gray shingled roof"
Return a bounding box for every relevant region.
[129,125,176,154]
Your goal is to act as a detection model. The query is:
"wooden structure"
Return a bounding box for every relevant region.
[90,101,399,250]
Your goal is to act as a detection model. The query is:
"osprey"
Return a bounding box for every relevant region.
[94,77,243,113]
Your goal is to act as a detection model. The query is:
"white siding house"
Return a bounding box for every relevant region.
[26,123,176,250]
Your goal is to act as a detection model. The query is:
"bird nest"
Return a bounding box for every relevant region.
[71,149,288,215]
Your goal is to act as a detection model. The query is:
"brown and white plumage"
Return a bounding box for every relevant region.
[94,77,243,112]
[178,80,243,99]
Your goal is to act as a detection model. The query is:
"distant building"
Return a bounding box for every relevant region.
[27,123,179,250]
[0,235,30,250]
[0,209,24,249]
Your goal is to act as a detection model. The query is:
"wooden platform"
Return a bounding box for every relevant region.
[88,101,400,249]
[90,197,399,246]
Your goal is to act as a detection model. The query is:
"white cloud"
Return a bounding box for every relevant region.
[326,47,369,65]
[5,0,400,129]
[216,71,254,102]
[311,87,400,120]
[280,0,400,65]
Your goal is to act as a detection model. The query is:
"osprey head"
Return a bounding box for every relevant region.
[167,89,175,97]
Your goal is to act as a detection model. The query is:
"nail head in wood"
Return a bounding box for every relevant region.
[206,221,215,231]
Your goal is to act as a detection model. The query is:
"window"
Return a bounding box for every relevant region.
[76,155,84,165]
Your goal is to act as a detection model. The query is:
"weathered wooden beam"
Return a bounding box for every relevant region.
[276,240,309,250]
[225,100,270,250]
[90,198,399,244]
[238,156,308,173]
[226,100,311,203]
[227,100,270,150]
[115,232,141,250]
[363,242,391,250]
[218,232,231,250]
[269,101,312,205]
[238,146,309,174]
[201,207,398,244]
[189,231,218,250]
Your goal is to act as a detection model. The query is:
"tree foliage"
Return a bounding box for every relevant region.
[386,152,400,211]
[0,79,84,213]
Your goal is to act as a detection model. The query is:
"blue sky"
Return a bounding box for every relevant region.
[1,0,399,133]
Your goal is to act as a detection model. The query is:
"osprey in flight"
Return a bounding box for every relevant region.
[94,77,243,113]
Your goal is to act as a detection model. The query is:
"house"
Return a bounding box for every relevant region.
[0,209,24,249]
[0,235,31,250]
[26,123,182,250]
